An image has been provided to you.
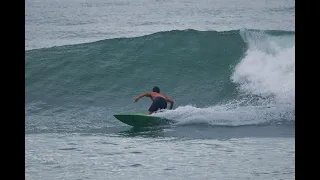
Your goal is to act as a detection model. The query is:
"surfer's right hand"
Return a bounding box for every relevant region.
[134,97,139,103]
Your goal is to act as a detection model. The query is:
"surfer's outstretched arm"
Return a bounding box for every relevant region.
[134,92,151,102]
[167,98,174,109]
[162,94,174,109]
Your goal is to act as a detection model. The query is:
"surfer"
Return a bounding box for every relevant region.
[134,86,174,115]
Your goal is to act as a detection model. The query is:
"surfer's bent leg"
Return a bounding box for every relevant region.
[147,97,167,114]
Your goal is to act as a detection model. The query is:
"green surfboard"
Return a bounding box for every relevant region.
[113,114,176,127]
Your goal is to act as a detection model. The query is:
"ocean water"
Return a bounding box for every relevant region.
[25,0,295,179]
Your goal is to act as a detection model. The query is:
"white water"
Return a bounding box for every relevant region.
[155,30,295,126]
[232,29,295,104]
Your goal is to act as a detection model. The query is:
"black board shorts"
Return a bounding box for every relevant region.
[148,96,167,113]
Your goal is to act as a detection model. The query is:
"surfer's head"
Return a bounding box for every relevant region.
[152,86,160,93]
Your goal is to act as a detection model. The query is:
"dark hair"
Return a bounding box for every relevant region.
[152,86,160,93]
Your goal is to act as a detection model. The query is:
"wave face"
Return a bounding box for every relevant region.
[25,29,295,132]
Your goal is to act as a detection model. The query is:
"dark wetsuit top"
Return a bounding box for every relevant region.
[148,96,167,113]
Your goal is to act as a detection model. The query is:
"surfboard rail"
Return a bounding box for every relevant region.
[113,114,176,127]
